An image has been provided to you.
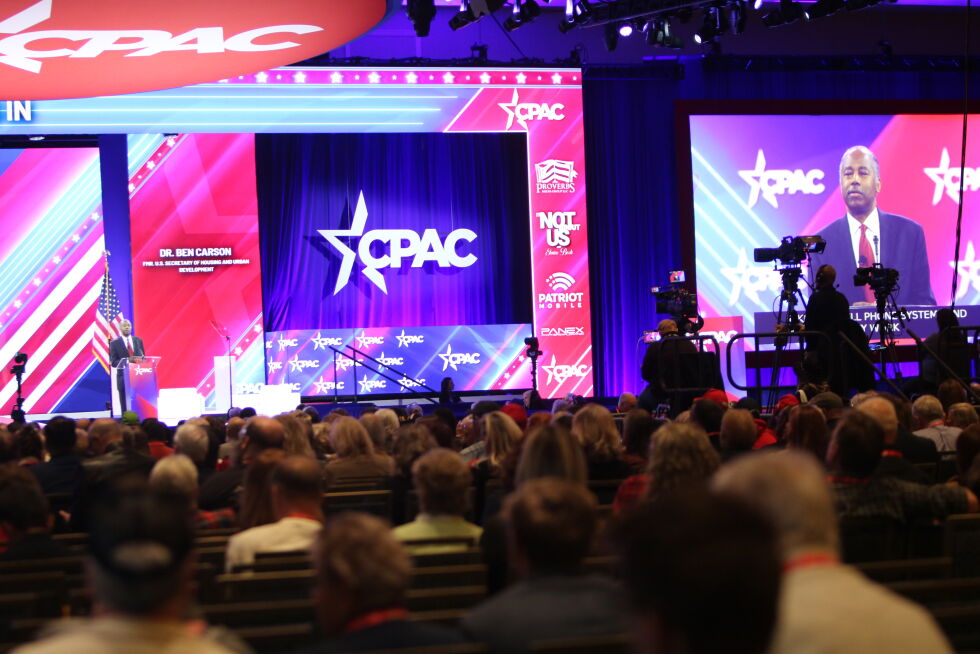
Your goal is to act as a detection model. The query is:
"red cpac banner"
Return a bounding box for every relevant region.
[0,0,398,100]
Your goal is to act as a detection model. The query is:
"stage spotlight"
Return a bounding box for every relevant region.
[645,17,684,48]
[619,22,634,37]
[603,22,619,50]
[504,0,541,31]
[693,6,721,44]
[449,0,507,31]
[407,0,437,36]
[753,0,763,9]
[729,0,748,34]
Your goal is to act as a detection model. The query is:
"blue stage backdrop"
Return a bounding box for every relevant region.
[257,132,532,332]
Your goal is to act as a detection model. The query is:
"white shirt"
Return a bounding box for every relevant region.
[847,207,880,268]
[11,616,237,654]
[224,516,321,572]
[125,337,134,352]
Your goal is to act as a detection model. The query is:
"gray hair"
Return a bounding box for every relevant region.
[840,145,880,179]
[149,454,198,498]
[174,422,209,464]
[713,450,839,559]
[912,395,945,423]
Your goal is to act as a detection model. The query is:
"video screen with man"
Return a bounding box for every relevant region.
[687,113,980,336]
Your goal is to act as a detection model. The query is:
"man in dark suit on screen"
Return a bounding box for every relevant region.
[109,319,145,411]
[810,146,936,307]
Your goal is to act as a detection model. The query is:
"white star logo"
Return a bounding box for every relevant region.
[313,376,334,394]
[166,137,176,147]
[720,248,783,307]
[146,160,155,170]
[395,329,416,347]
[32,278,41,286]
[253,325,263,334]
[13,299,21,308]
[737,150,778,209]
[443,71,455,84]
[359,374,377,394]
[541,355,560,385]
[439,343,459,371]
[234,346,243,356]
[317,191,387,294]
[923,147,979,206]
[293,71,307,84]
[255,71,268,83]
[515,72,527,84]
[551,72,563,84]
[52,256,61,264]
[498,89,526,130]
[479,72,491,84]
[311,331,331,350]
[952,241,980,300]
[367,71,381,84]
[330,71,343,84]
[71,234,80,242]
[288,354,303,373]
[406,71,418,84]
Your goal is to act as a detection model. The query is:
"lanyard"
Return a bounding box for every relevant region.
[343,608,408,634]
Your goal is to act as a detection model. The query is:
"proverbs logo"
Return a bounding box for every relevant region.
[0,0,397,100]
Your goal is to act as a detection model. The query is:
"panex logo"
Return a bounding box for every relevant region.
[0,0,398,100]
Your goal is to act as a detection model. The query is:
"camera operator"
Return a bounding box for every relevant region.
[638,319,697,413]
[803,265,872,394]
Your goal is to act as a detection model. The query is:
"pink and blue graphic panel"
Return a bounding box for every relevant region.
[0,147,106,415]
[690,114,980,339]
[128,133,265,404]
[265,324,531,397]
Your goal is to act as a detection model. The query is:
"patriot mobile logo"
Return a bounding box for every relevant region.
[538,271,584,308]
[925,148,980,206]
[738,150,825,209]
[498,89,565,130]
[438,344,481,371]
[534,160,577,193]
[318,191,478,295]
[0,0,397,100]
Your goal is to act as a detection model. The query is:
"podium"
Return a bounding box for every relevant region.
[112,356,161,420]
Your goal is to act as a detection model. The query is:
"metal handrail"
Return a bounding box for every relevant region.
[837,332,907,400]
[725,330,832,393]
[652,334,722,393]
[326,345,438,404]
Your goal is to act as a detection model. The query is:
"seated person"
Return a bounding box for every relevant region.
[326,417,394,481]
[225,456,324,571]
[393,448,482,553]
[0,466,70,560]
[462,479,627,653]
[303,513,464,652]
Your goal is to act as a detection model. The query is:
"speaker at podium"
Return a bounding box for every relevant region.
[112,356,161,420]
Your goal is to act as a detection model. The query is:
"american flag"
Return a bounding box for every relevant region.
[92,263,124,372]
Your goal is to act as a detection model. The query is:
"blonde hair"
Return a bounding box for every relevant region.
[329,417,376,458]
[572,403,622,463]
[484,411,522,467]
[644,422,719,500]
[516,424,587,486]
[413,448,471,516]
[276,413,315,458]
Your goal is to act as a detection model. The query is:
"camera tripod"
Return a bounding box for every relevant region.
[767,266,808,411]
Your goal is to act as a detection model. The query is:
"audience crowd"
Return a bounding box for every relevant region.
[0,381,978,653]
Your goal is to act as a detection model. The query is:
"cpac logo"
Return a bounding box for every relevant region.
[358,375,387,394]
[267,360,283,372]
[438,344,481,371]
[318,191,478,295]
[534,160,577,193]
[395,329,424,348]
[310,331,343,350]
[356,334,385,349]
[498,90,565,130]
[701,329,739,344]
[541,326,585,337]
[377,352,405,367]
[924,148,980,205]
[312,378,344,394]
[398,377,427,389]
[134,366,154,376]
[538,212,581,249]
[738,150,825,209]
[288,355,319,373]
[0,0,394,100]
[277,337,298,351]
[236,382,265,395]
[540,355,590,386]
[333,356,356,372]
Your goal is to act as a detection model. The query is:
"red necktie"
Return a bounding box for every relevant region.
[127,338,134,356]
[858,224,875,302]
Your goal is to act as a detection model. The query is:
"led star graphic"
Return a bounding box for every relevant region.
[317,191,388,295]
[288,354,304,373]
[951,241,980,301]
[738,149,778,209]
[359,374,378,394]
[540,355,561,385]
[311,331,331,350]
[923,147,978,206]
[438,343,459,371]
[479,72,491,84]
[498,89,526,130]
[720,249,782,308]
[313,377,335,394]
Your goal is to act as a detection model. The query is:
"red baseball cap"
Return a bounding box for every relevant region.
[695,389,730,407]
[775,394,801,413]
